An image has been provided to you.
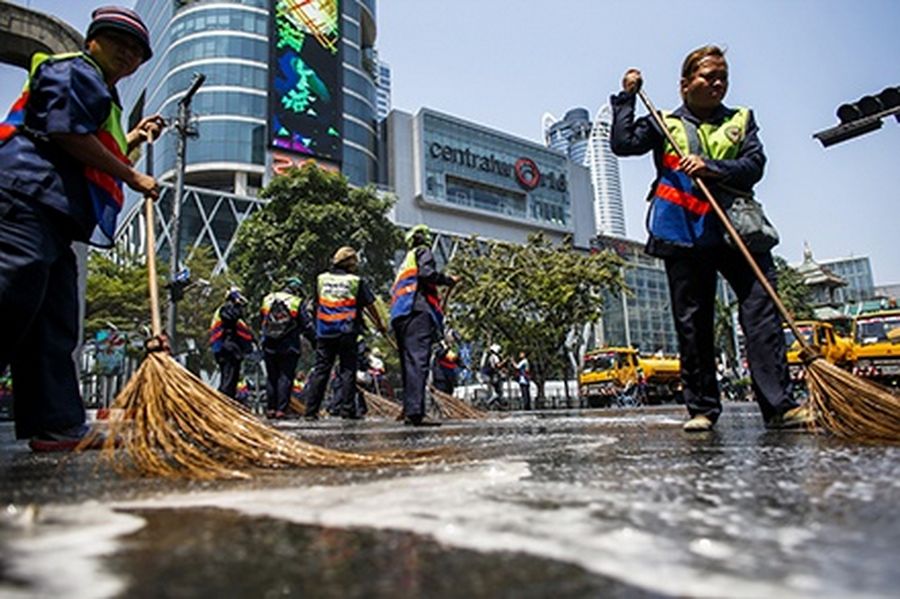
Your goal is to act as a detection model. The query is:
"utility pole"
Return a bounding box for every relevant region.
[166,73,205,350]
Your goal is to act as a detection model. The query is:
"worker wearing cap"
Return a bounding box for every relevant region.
[0,6,164,451]
[302,246,385,420]
[209,287,255,400]
[390,225,459,426]
[260,277,314,419]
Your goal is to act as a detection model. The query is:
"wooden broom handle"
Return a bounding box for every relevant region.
[636,89,814,354]
[144,194,162,337]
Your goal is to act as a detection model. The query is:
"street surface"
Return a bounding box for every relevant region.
[1,404,898,598]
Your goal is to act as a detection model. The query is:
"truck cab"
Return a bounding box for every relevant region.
[852,309,900,386]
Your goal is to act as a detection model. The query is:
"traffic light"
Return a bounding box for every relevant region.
[813,86,900,147]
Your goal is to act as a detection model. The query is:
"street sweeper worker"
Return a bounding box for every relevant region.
[390,224,459,426]
[609,44,810,432]
[302,246,385,420]
[260,277,314,419]
[209,286,255,400]
[431,329,461,396]
[0,6,163,451]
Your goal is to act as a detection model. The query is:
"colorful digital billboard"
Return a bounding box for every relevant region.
[269,0,342,165]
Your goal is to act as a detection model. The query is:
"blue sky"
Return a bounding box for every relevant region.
[3,0,899,283]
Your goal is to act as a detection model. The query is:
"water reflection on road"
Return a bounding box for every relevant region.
[1,405,898,598]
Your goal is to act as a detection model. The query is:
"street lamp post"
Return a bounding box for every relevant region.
[166,73,205,349]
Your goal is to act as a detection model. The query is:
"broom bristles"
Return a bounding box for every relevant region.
[428,385,487,420]
[356,386,403,419]
[82,352,440,479]
[805,357,900,444]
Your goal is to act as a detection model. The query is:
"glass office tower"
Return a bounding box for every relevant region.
[118,1,380,271]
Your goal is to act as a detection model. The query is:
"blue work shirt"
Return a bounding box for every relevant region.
[609,90,766,256]
[0,55,118,242]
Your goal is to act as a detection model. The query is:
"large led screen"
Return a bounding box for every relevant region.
[269,0,342,164]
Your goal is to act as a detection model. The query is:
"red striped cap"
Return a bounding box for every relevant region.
[86,6,152,62]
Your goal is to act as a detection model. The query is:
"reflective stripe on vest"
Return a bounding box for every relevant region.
[0,52,129,248]
[390,250,418,322]
[649,108,749,247]
[209,308,224,353]
[316,272,359,337]
[209,307,253,353]
[389,249,444,331]
[261,292,301,319]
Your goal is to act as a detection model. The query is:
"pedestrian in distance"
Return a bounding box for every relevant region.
[303,247,386,420]
[260,277,314,419]
[390,225,459,426]
[481,343,507,410]
[515,351,532,410]
[609,44,812,432]
[208,286,255,401]
[0,6,162,452]
[431,329,461,396]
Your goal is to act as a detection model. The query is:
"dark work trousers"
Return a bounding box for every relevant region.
[433,375,455,395]
[394,310,435,418]
[215,353,241,400]
[303,335,358,417]
[665,247,795,424]
[0,193,85,439]
[519,382,532,410]
[263,351,299,413]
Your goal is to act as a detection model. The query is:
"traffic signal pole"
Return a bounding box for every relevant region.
[814,86,900,147]
[167,73,206,350]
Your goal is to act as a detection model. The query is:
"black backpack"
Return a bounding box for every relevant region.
[263,298,295,339]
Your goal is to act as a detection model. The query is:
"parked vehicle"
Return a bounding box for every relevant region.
[579,347,680,408]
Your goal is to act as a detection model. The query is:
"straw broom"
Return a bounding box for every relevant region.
[357,386,403,419]
[428,385,487,420]
[638,89,900,443]
[80,195,437,478]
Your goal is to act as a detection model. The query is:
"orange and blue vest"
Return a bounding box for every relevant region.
[648,108,749,248]
[208,305,253,354]
[0,52,129,248]
[316,272,359,337]
[390,249,444,330]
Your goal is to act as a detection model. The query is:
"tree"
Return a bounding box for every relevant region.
[85,249,155,339]
[230,164,402,314]
[774,255,815,320]
[448,234,625,399]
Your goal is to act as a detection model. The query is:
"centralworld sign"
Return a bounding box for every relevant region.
[428,141,567,193]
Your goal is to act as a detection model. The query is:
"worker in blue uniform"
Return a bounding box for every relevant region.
[390,225,458,426]
[0,6,162,451]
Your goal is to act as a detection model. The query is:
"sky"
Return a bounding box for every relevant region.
[2,0,899,283]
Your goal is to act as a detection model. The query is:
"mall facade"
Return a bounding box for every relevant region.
[382,108,596,253]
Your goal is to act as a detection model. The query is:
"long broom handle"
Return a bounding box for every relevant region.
[636,89,815,354]
[143,141,162,338]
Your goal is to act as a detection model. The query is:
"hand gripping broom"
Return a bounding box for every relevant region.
[637,88,900,443]
[81,179,436,478]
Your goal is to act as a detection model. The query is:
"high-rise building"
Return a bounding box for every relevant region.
[121,0,379,192]
[117,0,381,271]
[543,107,625,237]
[375,59,391,121]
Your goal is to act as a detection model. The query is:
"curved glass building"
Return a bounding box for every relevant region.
[122,0,380,192]
[117,1,381,272]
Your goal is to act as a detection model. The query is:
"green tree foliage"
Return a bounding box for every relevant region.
[85,249,155,339]
[448,234,625,398]
[775,255,815,320]
[230,164,402,314]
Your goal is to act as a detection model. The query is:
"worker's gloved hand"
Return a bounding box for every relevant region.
[145,334,171,354]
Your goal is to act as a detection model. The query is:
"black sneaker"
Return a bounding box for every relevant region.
[29,424,105,453]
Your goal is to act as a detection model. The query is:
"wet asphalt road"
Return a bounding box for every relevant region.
[1,403,898,598]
